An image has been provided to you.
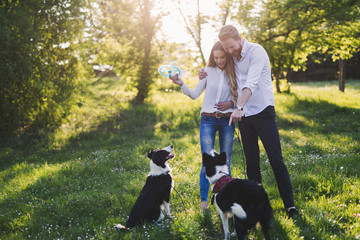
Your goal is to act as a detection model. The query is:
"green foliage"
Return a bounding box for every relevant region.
[0,0,90,134]
[173,0,210,66]
[1,77,359,239]
[231,0,360,92]
[94,0,164,102]
[322,21,360,61]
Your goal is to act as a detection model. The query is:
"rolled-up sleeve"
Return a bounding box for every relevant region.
[243,47,267,94]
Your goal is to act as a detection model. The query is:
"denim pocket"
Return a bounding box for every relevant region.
[201,115,211,122]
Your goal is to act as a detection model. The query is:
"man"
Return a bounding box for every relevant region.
[199,25,299,217]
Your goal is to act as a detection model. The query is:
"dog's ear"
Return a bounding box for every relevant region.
[147,150,155,159]
[202,152,211,165]
[202,153,215,177]
[218,152,227,165]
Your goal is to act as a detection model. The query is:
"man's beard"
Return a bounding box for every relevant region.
[230,49,241,58]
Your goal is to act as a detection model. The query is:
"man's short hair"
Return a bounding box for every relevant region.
[218,25,240,41]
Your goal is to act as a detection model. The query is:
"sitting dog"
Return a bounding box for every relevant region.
[114,145,175,230]
[203,150,273,240]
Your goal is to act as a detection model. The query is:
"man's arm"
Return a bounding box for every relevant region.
[229,88,252,125]
[198,68,207,80]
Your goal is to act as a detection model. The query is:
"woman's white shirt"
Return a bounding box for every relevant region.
[180,67,234,114]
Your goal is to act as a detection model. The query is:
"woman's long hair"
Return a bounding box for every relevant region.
[206,41,238,104]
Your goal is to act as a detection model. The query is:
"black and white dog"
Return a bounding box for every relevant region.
[203,150,273,240]
[115,145,175,230]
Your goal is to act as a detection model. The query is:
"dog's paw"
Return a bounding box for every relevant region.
[164,215,174,223]
[114,223,129,231]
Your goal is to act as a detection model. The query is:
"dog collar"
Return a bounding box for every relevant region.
[212,175,234,193]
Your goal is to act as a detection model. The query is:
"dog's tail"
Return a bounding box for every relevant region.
[231,203,247,219]
[114,223,129,231]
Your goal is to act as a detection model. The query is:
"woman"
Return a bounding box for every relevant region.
[169,41,238,211]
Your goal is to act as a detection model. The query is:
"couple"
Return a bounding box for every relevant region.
[170,25,299,218]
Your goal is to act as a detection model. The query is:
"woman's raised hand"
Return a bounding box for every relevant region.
[169,74,184,86]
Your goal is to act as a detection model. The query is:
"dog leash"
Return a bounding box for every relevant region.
[210,128,246,206]
[235,125,246,176]
[171,186,189,218]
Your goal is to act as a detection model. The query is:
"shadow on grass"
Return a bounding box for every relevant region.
[0,100,202,238]
[277,96,360,137]
[0,101,159,181]
[276,96,360,155]
[2,86,359,239]
[270,218,292,240]
[0,102,159,237]
[0,160,139,238]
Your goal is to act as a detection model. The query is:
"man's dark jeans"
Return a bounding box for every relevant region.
[239,106,294,208]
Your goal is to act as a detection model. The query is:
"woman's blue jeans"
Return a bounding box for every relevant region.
[199,115,235,202]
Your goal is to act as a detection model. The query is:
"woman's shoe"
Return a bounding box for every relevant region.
[200,201,208,213]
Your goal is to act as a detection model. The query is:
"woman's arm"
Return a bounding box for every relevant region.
[170,74,206,100]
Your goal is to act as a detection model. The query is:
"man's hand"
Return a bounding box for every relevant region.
[229,88,252,125]
[198,68,207,80]
[229,109,242,125]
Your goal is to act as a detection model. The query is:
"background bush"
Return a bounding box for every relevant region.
[0,0,89,135]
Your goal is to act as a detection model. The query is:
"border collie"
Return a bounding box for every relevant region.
[203,150,273,240]
[114,145,175,230]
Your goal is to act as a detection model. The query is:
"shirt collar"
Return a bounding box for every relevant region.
[241,39,248,58]
[233,39,248,62]
[216,67,224,73]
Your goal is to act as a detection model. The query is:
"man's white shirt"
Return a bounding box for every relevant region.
[234,39,275,117]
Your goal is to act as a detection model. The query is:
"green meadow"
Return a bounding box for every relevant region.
[1,77,359,239]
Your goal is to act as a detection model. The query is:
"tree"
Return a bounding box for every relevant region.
[319,20,360,92]
[231,0,360,92]
[94,0,163,102]
[0,0,90,134]
[217,0,235,26]
[172,0,209,66]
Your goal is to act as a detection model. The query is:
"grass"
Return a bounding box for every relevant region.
[1,77,359,239]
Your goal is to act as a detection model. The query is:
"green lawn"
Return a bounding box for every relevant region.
[1,77,359,239]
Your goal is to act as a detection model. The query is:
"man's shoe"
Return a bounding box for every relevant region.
[287,208,301,218]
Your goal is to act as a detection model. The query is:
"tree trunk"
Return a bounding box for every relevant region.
[338,58,346,92]
[135,55,150,102]
[135,0,154,103]
[219,0,233,26]
[135,34,152,103]
[274,72,281,93]
[177,0,206,66]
